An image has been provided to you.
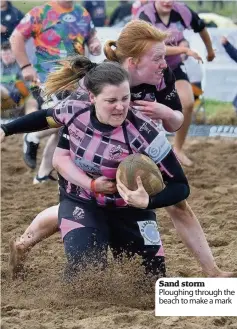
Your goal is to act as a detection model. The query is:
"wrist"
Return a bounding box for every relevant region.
[183,47,189,55]
[206,46,213,53]
[21,63,32,71]
[90,179,97,193]
[159,104,173,121]
[163,110,183,133]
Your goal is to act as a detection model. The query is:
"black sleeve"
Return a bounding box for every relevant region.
[187,6,205,33]
[1,109,59,136]
[138,11,152,22]
[155,67,182,112]
[57,126,70,150]
[147,150,190,209]
[223,41,237,63]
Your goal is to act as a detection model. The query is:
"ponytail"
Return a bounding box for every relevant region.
[44,55,97,98]
[103,40,119,62]
[103,21,169,63]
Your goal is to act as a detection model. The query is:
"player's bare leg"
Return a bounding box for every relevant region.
[9,205,59,279]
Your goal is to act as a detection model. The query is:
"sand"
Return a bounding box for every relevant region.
[1,135,237,329]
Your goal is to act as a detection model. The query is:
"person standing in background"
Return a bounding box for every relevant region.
[1,0,24,43]
[221,36,237,113]
[83,0,107,27]
[109,1,132,27]
[0,41,38,115]
[198,1,203,8]
[179,39,203,91]
[10,0,101,183]
[136,0,215,166]
[212,1,224,10]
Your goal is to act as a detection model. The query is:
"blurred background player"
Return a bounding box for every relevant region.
[109,1,132,27]
[135,0,215,166]
[10,0,101,183]
[83,0,107,27]
[1,0,24,43]
[0,41,38,118]
[178,39,204,121]
[221,36,237,114]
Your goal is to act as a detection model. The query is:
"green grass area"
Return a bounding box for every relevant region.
[196,100,237,125]
[13,1,119,17]
[13,1,237,20]
[184,1,237,20]
[205,100,233,115]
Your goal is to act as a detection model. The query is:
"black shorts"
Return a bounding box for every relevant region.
[58,196,166,277]
[173,63,189,82]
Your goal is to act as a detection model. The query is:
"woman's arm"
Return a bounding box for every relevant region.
[147,149,190,209]
[199,28,215,61]
[53,147,92,190]
[0,94,90,141]
[222,38,237,63]
[53,147,117,194]
[166,45,202,62]
[0,109,60,140]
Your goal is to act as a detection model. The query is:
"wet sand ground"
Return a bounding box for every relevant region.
[1,136,237,329]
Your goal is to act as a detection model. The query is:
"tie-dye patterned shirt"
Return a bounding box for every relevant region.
[16,2,95,82]
[135,2,205,69]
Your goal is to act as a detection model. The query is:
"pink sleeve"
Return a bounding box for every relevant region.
[52,99,90,125]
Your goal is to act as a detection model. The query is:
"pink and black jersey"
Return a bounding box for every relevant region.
[53,97,189,209]
[135,2,205,69]
[54,102,170,206]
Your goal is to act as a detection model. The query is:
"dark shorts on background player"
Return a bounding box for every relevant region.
[58,195,166,277]
[172,63,189,82]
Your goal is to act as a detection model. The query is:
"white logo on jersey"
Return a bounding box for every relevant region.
[73,207,85,221]
[5,15,12,21]
[62,14,76,23]
[109,145,123,159]
[145,131,171,163]
[165,88,177,100]
[137,220,161,246]
[139,122,151,134]
[75,158,100,174]
[131,91,143,99]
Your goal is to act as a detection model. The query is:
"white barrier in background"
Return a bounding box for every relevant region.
[183,28,237,102]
